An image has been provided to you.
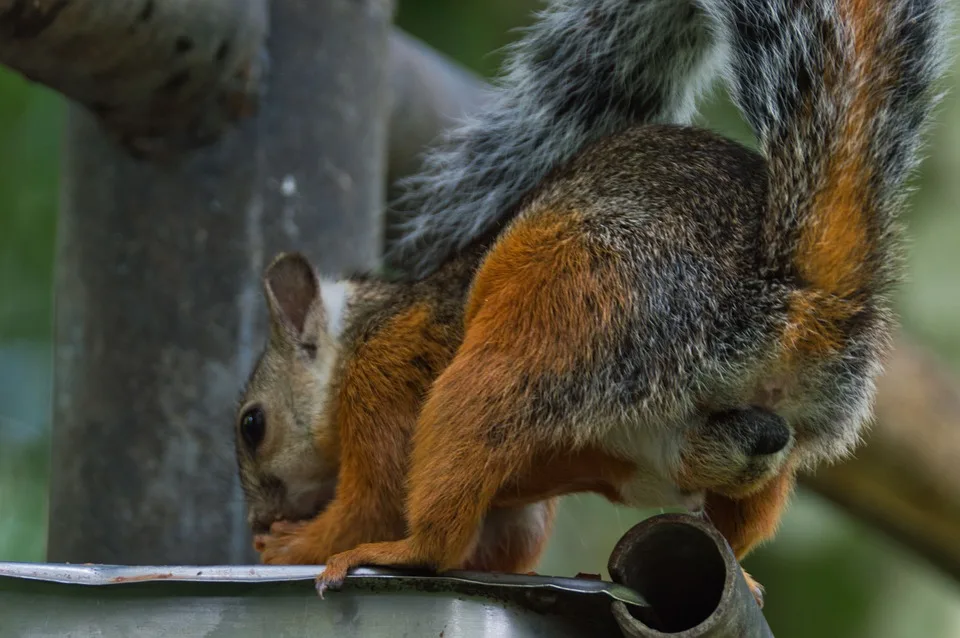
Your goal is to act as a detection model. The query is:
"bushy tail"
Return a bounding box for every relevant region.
[702,0,951,300]
[388,0,723,280]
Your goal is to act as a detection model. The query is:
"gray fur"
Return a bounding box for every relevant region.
[387,0,723,279]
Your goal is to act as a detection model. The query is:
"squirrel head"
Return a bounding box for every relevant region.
[235,252,353,534]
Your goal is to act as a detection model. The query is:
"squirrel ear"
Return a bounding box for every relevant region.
[263,252,320,337]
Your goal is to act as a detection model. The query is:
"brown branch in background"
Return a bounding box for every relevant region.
[0,0,268,156]
[802,339,960,581]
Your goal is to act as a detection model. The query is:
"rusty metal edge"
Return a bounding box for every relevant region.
[0,562,647,608]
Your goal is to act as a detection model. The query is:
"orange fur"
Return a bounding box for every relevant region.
[783,290,862,358]
[785,0,885,358]
[461,500,559,573]
[258,297,560,574]
[795,0,880,300]
[335,302,459,528]
[258,497,386,564]
[495,446,637,508]
[396,211,631,568]
[318,390,633,584]
[260,303,459,565]
[704,461,797,559]
[466,210,625,374]
[317,209,805,588]
[703,462,798,607]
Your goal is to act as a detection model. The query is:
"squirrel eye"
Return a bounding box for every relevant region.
[239,406,266,450]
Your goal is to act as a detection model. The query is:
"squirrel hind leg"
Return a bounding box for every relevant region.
[463,500,559,574]
[318,351,542,588]
[319,216,635,585]
[315,429,529,588]
[702,463,799,609]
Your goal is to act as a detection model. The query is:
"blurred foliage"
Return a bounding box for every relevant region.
[0,73,60,564]
[0,1,959,636]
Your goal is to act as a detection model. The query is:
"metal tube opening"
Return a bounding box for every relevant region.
[608,513,773,637]
[612,521,726,632]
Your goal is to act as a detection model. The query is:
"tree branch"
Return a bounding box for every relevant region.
[802,339,960,581]
[0,0,268,156]
[0,0,482,166]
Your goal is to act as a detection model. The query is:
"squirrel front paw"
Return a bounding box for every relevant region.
[255,520,320,565]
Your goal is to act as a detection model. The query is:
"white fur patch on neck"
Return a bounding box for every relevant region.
[319,280,352,340]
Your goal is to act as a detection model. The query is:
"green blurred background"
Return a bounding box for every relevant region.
[2,1,960,636]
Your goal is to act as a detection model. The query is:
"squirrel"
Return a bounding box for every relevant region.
[238,0,949,606]
[234,0,732,574]
[237,0,798,593]
[237,247,791,579]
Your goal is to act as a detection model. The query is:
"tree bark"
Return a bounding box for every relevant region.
[0,0,487,170]
[46,0,393,565]
[0,0,268,157]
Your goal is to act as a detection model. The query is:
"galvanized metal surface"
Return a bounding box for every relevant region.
[0,514,774,637]
[0,565,627,638]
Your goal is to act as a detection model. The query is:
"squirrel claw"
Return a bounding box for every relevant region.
[742,570,765,609]
[315,567,346,598]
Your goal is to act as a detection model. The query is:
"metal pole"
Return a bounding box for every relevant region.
[47,0,393,565]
